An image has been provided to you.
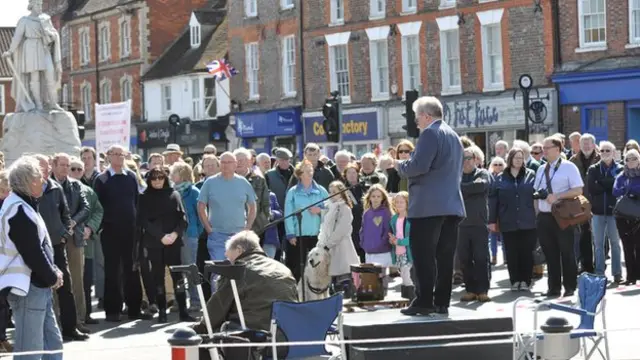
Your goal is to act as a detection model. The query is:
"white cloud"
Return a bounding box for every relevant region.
[0,0,30,27]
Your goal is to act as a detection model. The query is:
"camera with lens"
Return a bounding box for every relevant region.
[532,189,549,200]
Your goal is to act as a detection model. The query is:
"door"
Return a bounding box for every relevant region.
[627,104,640,142]
[581,105,608,144]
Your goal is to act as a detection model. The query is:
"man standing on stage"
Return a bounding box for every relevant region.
[395,96,466,316]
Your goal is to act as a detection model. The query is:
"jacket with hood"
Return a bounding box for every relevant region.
[359,205,392,254]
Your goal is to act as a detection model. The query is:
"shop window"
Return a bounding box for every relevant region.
[204,78,216,118]
[331,0,344,24]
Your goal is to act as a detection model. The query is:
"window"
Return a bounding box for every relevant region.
[61,83,69,105]
[331,0,344,24]
[281,0,294,9]
[79,28,90,65]
[282,36,296,97]
[119,18,131,58]
[402,35,420,91]
[61,26,69,67]
[578,0,606,48]
[192,78,202,119]
[100,80,111,104]
[366,26,391,100]
[161,84,172,114]
[478,9,504,91]
[99,24,110,62]
[370,0,385,19]
[402,0,416,13]
[245,43,260,99]
[81,83,92,122]
[331,45,350,101]
[437,16,461,94]
[245,0,257,17]
[440,0,455,8]
[630,0,640,44]
[189,13,201,48]
[204,78,216,118]
[121,76,132,101]
[0,84,5,115]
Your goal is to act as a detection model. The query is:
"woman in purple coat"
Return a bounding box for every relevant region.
[263,192,283,259]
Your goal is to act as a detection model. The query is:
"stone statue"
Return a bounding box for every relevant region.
[1,0,64,112]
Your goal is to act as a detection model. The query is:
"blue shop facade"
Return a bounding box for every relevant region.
[552,68,640,144]
[235,107,304,158]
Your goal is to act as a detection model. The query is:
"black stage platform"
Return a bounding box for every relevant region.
[342,307,513,360]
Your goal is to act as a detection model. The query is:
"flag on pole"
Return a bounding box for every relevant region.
[206,59,238,81]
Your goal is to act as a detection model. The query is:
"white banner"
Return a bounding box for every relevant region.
[95,100,132,154]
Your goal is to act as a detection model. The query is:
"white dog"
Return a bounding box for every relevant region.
[298,246,331,301]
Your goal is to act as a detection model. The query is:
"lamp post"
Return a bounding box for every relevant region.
[168,113,181,144]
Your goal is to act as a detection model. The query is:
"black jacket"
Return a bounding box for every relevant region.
[39,178,72,246]
[489,167,537,232]
[137,174,187,249]
[587,160,624,216]
[459,168,492,227]
[53,176,90,247]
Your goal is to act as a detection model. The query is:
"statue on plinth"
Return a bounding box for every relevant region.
[1,0,64,113]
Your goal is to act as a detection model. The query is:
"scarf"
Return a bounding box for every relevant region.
[624,166,640,178]
[175,181,192,195]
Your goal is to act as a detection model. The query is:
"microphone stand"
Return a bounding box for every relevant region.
[260,180,366,301]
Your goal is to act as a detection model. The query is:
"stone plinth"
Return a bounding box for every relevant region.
[0,111,81,165]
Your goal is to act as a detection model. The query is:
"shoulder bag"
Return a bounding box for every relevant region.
[546,161,592,230]
[613,179,640,220]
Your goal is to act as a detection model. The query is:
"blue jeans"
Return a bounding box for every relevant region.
[263,244,277,259]
[489,232,503,258]
[7,284,63,360]
[593,215,622,276]
[182,236,200,306]
[207,232,233,293]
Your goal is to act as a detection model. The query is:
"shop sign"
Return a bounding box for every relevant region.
[304,112,378,142]
[235,108,302,138]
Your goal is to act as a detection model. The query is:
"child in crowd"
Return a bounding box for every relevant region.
[389,191,414,299]
[359,184,393,266]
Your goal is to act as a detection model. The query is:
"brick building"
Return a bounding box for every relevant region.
[44,0,209,150]
[0,27,16,137]
[302,0,558,158]
[227,0,304,157]
[552,0,640,147]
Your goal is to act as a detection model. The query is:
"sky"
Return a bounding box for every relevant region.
[0,0,30,27]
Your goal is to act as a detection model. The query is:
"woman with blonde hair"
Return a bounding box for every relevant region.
[125,159,146,194]
[394,140,415,192]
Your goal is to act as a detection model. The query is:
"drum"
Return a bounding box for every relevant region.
[350,263,385,302]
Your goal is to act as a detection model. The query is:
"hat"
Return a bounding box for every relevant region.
[275,148,292,160]
[163,144,183,155]
[203,144,217,154]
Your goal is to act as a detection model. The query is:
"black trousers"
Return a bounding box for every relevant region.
[409,216,460,309]
[457,226,490,294]
[53,243,78,333]
[146,245,184,311]
[83,258,94,318]
[0,294,8,341]
[503,229,537,286]
[286,236,318,282]
[197,230,212,302]
[577,222,594,273]
[616,218,640,281]
[101,223,143,317]
[537,213,577,292]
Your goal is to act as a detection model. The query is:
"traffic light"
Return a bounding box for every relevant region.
[322,97,340,143]
[71,109,86,140]
[402,90,419,138]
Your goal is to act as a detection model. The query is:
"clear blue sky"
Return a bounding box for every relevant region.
[0,0,29,27]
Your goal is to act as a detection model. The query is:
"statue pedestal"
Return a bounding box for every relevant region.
[0,111,81,165]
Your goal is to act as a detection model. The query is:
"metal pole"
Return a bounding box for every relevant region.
[230,280,246,329]
[523,89,530,143]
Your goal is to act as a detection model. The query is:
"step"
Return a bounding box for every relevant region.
[348,338,514,360]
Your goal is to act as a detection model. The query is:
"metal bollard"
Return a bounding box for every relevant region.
[538,317,580,360]
[169,327,203,360]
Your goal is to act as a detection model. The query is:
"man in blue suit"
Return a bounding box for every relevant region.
[395,96,466,316]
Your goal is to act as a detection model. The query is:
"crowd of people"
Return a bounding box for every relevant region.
[1,96,640,357]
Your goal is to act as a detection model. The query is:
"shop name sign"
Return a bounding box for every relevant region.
[304,112,378,142]
[312,119,369,137]
[443,99,499,129]
[146,127,171,143]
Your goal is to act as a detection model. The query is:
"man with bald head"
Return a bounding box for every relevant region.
[197,152,257,292]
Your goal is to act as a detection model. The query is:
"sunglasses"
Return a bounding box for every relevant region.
[200,173,206,177]
[464,156,474,161]
[601,149,612,153]
[397,149,411,154]
[71,167,83,172]
[626,157,639,162]
[531,151,542,155]
[492,164,504,167]
[150,176,166,181]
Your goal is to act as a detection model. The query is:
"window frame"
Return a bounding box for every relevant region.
[192,78,202,119]
[61,83,69,106]
[282,35,297,97]
[245,42,260,100]
[329,44,351,103]
[0,84,5,115]
[81,82,92,122]
[119,17,131,58]
[436,16,461,95]
[577,0,607,49]
[281,0,294,10]
[121,77,132,102]
[79,28,90,65]
[629,0,640,45]
[477,9,504,92]
[370,0,385,20]
[581,104,609,142]
[401,0,417,14]
[330,0,345,25]
[366,26,391,101]
[100,79,112,104]
[190,24,201,48]
[204,77,216,119]
[161,83,172,114]
[245,0,257,17]
[98,23,111,62]
[439,0,456,9]
[401,35,420,92]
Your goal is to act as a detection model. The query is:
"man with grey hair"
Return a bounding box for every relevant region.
[568,132,582,157]
[512,139,540,172]
[255,153,272,175]
[234,148,270,238]
[288,143,334,190]
[192,230,297,338]
[494,140,509,159]
[395,96,465,316]
[330,150,351,182]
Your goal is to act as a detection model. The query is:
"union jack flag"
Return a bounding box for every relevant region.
[206,59,238,81]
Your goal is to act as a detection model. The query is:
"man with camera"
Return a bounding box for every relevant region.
[534,136,584,298]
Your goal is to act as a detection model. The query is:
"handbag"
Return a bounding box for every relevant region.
[545,161,592,229]
[614,179,640,219]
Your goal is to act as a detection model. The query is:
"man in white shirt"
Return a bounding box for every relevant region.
[534,136,584,298]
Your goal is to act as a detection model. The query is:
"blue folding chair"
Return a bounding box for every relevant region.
[512,273,610,360]
[267,293,345,360]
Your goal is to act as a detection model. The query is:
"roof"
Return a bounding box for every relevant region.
[0,27,15,78]
[142,6,227,81]
[72,0,138,17]
[555,56,640,75]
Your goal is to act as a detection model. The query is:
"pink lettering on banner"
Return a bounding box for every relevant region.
[95,100,132,154]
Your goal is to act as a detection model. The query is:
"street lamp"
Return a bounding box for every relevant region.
[168,113,181,144]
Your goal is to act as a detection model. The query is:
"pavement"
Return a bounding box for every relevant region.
[3,254,640,359]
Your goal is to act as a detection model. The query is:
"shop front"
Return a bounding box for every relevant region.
[303,108,382,160]
[82,128,138,153]
[440,89,558,159]
[137,119,229,161]
[235,107,303,158]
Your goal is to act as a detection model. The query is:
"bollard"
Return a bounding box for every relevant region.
[538,317,580,360]
[169,327,203,360]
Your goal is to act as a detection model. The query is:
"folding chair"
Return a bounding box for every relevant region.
[512,273,610,360]
[267,293,345,360]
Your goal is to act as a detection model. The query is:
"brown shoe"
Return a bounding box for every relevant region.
[491,256,497,266]
[0,340,13,353]
[460,292,477,302]
[477,293,491,302]
[77,323,92,334]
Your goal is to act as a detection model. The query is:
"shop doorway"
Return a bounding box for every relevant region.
[274,136,297,158]
[466,132,487,157]
[627,104,640,142]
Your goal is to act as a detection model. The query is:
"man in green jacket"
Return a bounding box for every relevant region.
[70,157,104,324]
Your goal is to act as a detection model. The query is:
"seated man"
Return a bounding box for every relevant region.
[192,230,298,335]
